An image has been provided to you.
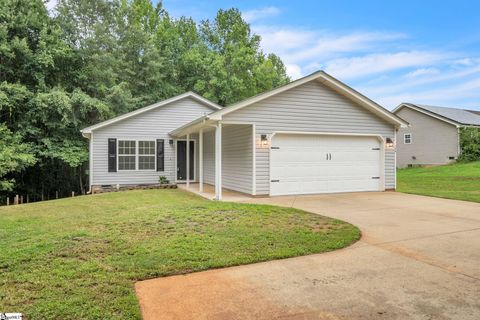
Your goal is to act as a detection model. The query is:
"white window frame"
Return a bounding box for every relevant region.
[404,133,412,144]
[117,139,157,171]
[138,140,157,171]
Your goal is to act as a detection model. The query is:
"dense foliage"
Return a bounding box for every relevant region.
[458,127,480,162]
[0,0,289,203]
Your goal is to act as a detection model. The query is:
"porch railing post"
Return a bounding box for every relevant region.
[199,129,204,193]
[186,133,190,188]
[215,123,222,200]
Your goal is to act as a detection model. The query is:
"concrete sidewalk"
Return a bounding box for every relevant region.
[136,192,480,320]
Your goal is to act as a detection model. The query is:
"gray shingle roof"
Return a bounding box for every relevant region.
[406,103,480,126]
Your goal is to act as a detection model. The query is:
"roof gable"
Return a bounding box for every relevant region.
[81,92,221,134]
[208,71,408,128]
[393,103,480,127]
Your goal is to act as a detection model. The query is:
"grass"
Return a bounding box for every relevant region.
[397,161,480,202]
[0,189,360,319]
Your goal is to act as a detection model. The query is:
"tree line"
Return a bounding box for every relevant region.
[0,0,289,203]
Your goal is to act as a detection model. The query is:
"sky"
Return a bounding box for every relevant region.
[161,0,480,110]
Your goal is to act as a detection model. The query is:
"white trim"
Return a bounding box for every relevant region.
[393,104,460,127]
[271,131,388,138]
[199,129,204,193]
[186,134,190,188]
[175,139,197,183]
[403,133,412,144]
[252,124,256,196]
[394,129,397,190]
[116,139,157,172]
[89,132,93,192]
[208,71,408,128]
[81,92,221,134]
[379,136,386,192]
[215,123,222,200]
[268,131,386,196]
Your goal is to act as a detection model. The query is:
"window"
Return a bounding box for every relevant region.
[117,140,156,171]
[404,133,412,144]
[138,141,156,170]
[118,140,136,170]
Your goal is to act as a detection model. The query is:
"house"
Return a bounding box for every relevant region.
[393,103,480,168]
[81,71,408,199]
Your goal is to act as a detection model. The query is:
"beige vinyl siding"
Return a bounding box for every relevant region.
[223,80,396,194]
[221,124,253,194]
[395,107,459,168]
[91,97,213,186]
[201,125,253,194]
[385,149,396,189]
[203,130,215,185]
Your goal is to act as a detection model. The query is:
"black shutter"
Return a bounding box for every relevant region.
[108,138,117,172]
[157,139,164,171]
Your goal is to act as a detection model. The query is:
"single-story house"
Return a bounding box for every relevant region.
[81,71,408,199]
[393,103,480,168]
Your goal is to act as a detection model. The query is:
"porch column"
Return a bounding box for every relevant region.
[215,123,222,200]
[186,133,190,188]
[199,128,204,193]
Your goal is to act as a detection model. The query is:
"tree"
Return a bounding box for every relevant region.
[459,127,480,162]
[0,124,36,191]
[0,0,290,203]
[197,8,289,105]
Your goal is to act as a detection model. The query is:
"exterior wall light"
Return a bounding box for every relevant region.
[260,134,268,147]
[169,139,174,145]
[385,137,394,149]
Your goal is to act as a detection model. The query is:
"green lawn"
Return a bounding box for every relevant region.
[397,161,480,202]
[0,189,359,319]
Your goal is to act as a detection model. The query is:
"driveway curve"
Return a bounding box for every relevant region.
[136,192,480,320]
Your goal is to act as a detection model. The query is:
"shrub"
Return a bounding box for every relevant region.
[159,176,170,184]
[458,127,480,162]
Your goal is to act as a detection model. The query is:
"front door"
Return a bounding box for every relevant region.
[177,140,195,181]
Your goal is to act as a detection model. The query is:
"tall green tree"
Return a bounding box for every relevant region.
[0,124,35,191]
[1,0,290,203]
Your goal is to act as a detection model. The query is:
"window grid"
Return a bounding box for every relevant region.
[118,140,156,171]
[404,133,412,144]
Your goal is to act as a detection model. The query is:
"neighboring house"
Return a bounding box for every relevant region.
[393,103,480,168]
[81,71,407,199]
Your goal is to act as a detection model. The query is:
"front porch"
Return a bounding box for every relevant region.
[172,121,259,200]
[178,183,253,202]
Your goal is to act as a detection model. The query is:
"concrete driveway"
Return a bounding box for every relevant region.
[135,192,480,320]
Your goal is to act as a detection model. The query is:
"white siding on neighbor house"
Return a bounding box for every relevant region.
[91,97,213,186]
[200,125,253,194]
[222,80,396,194]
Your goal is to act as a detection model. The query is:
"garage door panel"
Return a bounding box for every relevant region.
[270,134,382,196]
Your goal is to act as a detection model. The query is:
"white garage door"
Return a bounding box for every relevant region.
[270,134,383,196]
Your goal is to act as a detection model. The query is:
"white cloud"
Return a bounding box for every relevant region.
[242,7,281,23]
[375,78,480,109]
[405,67,440,78]
[358,63,480,98]
[285,32,407,63]
[253,25,408,78]
[285,64,303,79]
[324,51,447,80]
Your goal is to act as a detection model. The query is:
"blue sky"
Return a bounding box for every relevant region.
[163,0,480,110]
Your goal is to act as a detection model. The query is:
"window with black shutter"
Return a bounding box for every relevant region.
[108,138,117,172]
[157,139,164,171]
